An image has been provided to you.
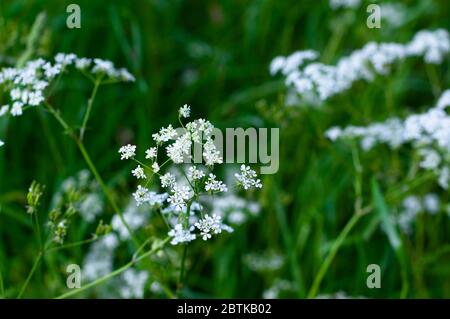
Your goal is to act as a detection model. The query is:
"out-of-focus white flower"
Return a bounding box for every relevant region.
[188,166,205,180]
[395,194,442,234]
[326,90,450,189]
[329,0,361,10]
[168,223,196,245]
[271,29,450,103]
[179,104,191,118]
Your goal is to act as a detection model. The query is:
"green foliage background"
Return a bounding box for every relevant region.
[0,0,449,298]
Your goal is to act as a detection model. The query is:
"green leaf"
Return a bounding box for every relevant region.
[371,178,402,251]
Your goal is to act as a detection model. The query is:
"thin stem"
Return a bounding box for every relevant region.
[177,244,188,297]
[33,212,43,251]
[45,237,97,253]
[17,252,42,299]
[76,140,140,248]
[307,213,363,298]
[54,237,169,299]
[176,202,191,297]
[44,101,139,248]
[80,79,101,141]
[0,266,5,297]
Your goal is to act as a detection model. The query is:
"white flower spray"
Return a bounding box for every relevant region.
[118,105,263,245]
[270,29,450,104]
[326,90,450,189]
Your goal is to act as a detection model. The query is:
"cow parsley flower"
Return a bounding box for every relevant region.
[327,90,450,189]
[160,172,176,189]
[271,29,450,104]
[151,162,160,173]
[205,174,228,193]
[145,147,157,159]
[119,106,263,245]
[179,104,191,118]
[168,224,196,245]
[132,165,146,179]
[168,185,193,211]
[0,53,134,146]
[118,144,136,160]
[188,166,205,180]
[194,214,228,240]
[329,0,360,10]
[235,165,263,190]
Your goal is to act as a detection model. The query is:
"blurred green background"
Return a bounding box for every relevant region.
[0,0,449,298]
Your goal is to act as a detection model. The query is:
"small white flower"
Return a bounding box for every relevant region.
[145,147,157,159]
[160,172,176,189]
[179,104,191,118]
[151,162,160,173]
[168,224,196,245]
[132,165,146,179]
[118,68,136,82]
[75,58,92,69]
[203,138,222,166]
[10,101,24,116]
[235,165,262,190]
[43,62,62,79]
[0,105,9,117]
[188,166,205,180]
[0,140,4,147]
[92,59,115,75]
[132,185,149,206]
[118,144,136,160]
[205,173,228,193]
[152,124,178,144]
[168,185,192,211]
[194,214,226,240]
[438,167,449,189]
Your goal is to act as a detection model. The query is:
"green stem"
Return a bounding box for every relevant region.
[177,244,188,297]
[45,237,97,253]
[54,237,169,299]
[0,265,4,297]
[44,102,139,248]
[33,211,43,251]
[17,252,42,299]
[80,79,101,141]
[307,213,363,298]
[76,140,140,248]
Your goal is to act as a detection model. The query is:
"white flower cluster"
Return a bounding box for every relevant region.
[395,194,442,234]
[0,53,134,147]
[262,279,296,299]
[270,29,450,102]
[84,233,119,281]
[235,165,263,190]
[119,106,263,245]
[194,214,224,240]
[329,0,360,10]
[326,90,450,189]
[168,224,196,245]
[119,268,149,299]
[244,251,284,273]
[208,193,260,226]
